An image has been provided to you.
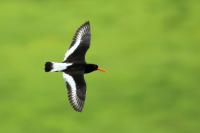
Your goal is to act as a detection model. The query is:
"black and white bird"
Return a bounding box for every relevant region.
[44,21,106,112]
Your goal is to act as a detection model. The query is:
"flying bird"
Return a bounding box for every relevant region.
[44,21,106,112]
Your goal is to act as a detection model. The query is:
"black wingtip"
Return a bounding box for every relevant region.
[83,21,90,26]
[44,62,53,72]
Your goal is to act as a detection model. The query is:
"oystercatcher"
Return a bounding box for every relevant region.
[44,21,106,112]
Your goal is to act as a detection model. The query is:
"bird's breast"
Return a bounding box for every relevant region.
[64,63,86,74]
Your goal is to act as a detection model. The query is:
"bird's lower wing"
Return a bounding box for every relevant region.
[63,72,86,112]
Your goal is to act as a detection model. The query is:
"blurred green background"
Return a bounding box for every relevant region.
[0,0,200,133]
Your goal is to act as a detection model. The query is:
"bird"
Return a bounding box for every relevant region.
[44,21,106,112]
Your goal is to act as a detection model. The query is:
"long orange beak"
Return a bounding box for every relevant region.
[97,68,106,72]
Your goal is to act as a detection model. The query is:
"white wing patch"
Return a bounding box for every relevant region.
[63,73,79,107]
[64,26,89,61]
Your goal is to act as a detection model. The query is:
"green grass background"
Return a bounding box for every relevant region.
[0,0,200,133]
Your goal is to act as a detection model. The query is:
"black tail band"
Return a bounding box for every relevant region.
[45,62,53,72]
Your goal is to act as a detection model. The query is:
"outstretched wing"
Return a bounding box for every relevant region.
[64,21,91,63]
[63,72,86,112]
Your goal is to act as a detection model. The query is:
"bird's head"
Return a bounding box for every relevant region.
[85,64,106,73]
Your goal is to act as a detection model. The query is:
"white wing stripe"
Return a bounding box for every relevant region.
[63,26,88,61]
[63,73,79,107]
[64,38,81,61]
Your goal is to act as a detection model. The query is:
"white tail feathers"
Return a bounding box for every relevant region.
[45,62,72,72]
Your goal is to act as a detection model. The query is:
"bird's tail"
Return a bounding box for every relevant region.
[44,62,53,72]
[44,62,71,72]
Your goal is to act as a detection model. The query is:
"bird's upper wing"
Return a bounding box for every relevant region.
[64,21,91,63]
[63,72,86,112]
